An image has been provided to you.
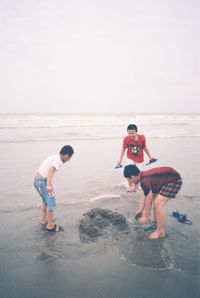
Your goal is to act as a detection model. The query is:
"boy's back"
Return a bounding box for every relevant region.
[37,154,63,178]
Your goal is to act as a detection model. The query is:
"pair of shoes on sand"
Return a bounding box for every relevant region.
[171,211,192,225]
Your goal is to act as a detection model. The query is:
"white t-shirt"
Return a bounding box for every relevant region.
[37,154,63,178]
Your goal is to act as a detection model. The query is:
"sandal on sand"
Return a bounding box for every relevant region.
[46,224,63,232]
[143,221,157,231]
[40,223,47,230]
[149,231,165,240]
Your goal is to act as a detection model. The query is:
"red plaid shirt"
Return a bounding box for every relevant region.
[140,167,181,196]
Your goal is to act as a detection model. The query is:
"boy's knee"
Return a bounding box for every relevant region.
[47,198,56,212]
[154,195,168,209]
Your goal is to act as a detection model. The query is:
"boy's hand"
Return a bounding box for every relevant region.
[135,211,143,221]
[47,185,53,193]
[138,216,148,225]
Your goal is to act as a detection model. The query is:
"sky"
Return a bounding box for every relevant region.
[0,0,199,113]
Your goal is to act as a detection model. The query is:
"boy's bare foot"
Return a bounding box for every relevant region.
[149,231,165,239]
[40,220,47,224]
[127,186,134,192]
[127,186,138,192]
[127,186,140,192]
[134,184,140,192]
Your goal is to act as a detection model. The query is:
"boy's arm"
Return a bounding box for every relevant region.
[135,195,146,220]
[138,192,154,224]
[143,146,153,160]
[47,166,56,193]
[137,196,146,213]
[117,148,126,165]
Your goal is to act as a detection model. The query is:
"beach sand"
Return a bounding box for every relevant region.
[0,137,199,298]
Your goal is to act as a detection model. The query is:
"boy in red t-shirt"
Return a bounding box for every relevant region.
[124,164,183,239]
[116,124,156,192]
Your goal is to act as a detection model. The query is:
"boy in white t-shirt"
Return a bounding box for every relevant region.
[34,145,74,232]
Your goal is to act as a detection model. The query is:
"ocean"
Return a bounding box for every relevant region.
[0,113,199,298]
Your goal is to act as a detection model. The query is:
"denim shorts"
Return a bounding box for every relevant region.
[34,178,56,211]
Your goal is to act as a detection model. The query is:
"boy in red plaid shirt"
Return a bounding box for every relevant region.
[124,165,182,239]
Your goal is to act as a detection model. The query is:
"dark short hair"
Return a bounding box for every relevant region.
[127,124,138,132]
[60,145,74,156]
[124,165,140,178]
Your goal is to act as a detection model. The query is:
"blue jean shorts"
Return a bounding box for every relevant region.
[34,178,56,211]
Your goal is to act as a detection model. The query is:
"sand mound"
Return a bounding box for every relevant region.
[79,208,129,243]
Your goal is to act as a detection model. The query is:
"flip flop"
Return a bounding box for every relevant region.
[115,164,123,169]
[171,211,192,225]
[146,158,158,165]
[143,221,157,231]
[40,223,47,230]
[171,211,180,218]
[46,224,64,232]
[177,215,192,225]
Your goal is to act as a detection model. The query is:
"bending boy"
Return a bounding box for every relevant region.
[124,164,182,239]
[34,145,74,232]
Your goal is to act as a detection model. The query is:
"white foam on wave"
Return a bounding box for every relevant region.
[0,113,200,143]
[0,113,199,128]
[0,133,200,144]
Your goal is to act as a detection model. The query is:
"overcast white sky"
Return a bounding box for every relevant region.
[0,0,199,113]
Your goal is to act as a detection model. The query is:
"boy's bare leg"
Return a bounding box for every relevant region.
[134,183,139,191]
[151,199,157,222]
[135,196,146,220]
[137,196,146,213]
[127,179,133,192]
[127,179,139,192]
[41,203,47,224]
[149,195,169,239]
[46,211,55,229]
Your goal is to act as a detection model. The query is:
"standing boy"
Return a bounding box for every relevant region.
[116,124,156,191]
[34,145,74,232]
[124,164,182,239]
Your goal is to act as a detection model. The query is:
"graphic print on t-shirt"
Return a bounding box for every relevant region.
[129,144,141,155]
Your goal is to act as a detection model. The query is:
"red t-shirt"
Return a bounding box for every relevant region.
[123,134,146,163]
[140,167,182,196]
